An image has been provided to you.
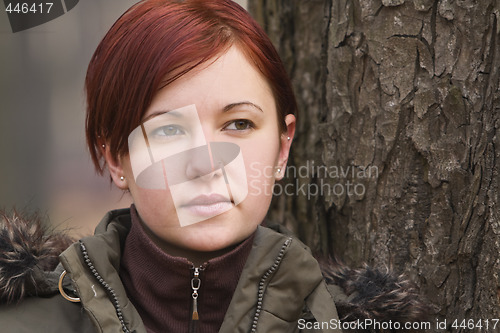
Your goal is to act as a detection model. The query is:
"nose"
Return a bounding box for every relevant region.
[185,144,221,181]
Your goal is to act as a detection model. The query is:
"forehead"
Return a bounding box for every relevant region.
[145,46,276,118]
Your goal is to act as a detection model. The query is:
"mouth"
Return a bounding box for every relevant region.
[180,194,234,217]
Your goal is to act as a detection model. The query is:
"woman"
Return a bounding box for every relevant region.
[0,1,428,332]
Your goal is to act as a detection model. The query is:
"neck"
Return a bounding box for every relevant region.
[139,219,239,266]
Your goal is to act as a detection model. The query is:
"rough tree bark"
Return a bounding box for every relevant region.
[249,0,500,330]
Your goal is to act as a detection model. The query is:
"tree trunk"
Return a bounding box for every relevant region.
[249,0,500,329]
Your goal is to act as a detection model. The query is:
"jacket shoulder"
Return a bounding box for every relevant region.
[264,224,432,329]
[0,294,95,332]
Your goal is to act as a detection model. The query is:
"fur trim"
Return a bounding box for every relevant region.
[0,209,73,304]
[319,257,432,330]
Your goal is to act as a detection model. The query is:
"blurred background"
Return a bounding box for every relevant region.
[0,0,247,235]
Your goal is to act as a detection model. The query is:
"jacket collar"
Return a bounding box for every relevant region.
[59,208,336,333]
[59,209,144,332]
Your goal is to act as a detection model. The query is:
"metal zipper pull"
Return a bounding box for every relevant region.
[191,267,201,321]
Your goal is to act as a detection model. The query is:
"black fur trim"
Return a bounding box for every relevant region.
[0,209,73,304]
[318,256,432,331]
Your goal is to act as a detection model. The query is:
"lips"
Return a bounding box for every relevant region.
[181,194,234,217]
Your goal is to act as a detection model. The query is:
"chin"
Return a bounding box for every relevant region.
[195,239,235,252]
[182,221,253,251]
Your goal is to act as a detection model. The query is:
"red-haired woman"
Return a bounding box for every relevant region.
[0,1,428,332]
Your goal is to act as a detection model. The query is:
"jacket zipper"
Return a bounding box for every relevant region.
[189,265,204,333]
[191,266,201,320]
[79,241,131,333]
[79,237,291,333]
[250,237,292,333]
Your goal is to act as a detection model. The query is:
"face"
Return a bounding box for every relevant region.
[106,46,295,256]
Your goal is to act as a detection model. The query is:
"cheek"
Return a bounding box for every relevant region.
[129,187,178,226]
[243,145,280,199]
[246,162,276,199]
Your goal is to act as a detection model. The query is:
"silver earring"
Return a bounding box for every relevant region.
[276,167,282,174]
[102,144,105,148]
[287,137,290,141]
[120,176,125,181]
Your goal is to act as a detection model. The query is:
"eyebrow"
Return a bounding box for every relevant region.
[142,110,182,123]
[142,101,263,123]
[223,101,264,113]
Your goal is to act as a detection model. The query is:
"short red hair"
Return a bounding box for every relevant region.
[85,0,297,174]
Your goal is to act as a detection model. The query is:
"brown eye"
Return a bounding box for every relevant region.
[152,125,185,138]
[225,119,253,131]
[235,120,249,130]
[162,125,181,136]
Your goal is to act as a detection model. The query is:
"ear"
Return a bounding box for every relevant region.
[276,114,296,181]
[103,145,129,190]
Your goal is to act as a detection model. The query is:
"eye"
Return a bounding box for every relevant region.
[151,124,185,138]
[224,119,255,131]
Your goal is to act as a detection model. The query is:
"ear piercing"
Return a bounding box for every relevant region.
[276,167,282,175]
[120,176,125,181]
[287,137,290,141]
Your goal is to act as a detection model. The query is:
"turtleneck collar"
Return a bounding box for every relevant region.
[119,205,255,333]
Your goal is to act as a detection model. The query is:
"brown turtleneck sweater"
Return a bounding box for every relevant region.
[119,207,255,333]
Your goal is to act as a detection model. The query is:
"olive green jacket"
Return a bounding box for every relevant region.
[0,209,343,332]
